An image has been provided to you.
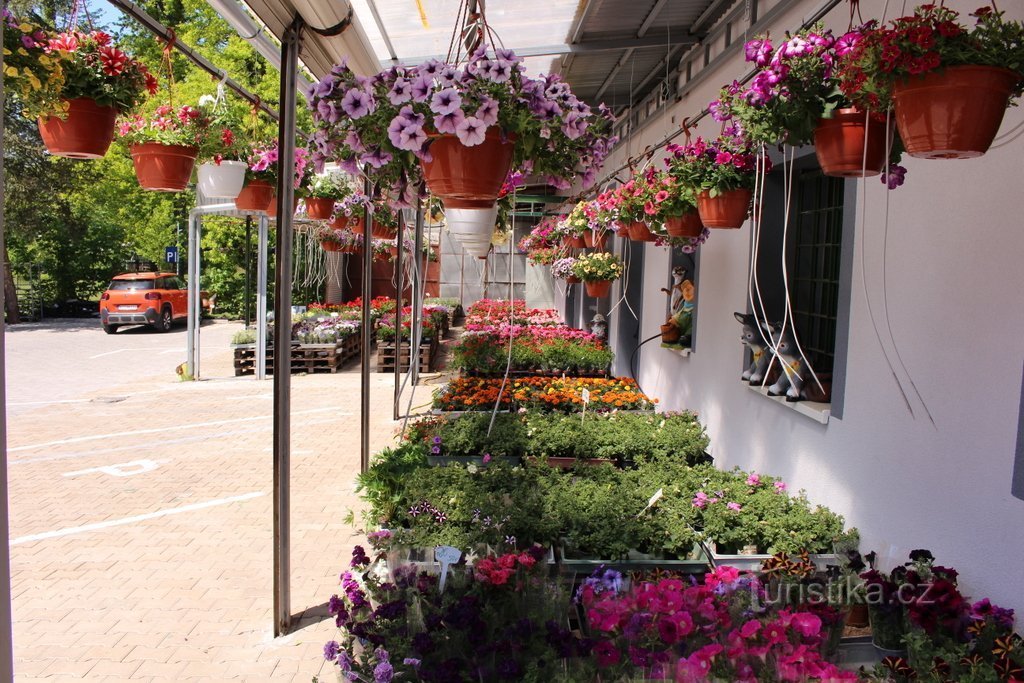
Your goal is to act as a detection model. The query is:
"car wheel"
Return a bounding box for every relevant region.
[155,306,173,333]
[103,324,119,335]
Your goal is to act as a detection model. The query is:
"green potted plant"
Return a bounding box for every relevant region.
[304,171,352,220]
[30,28,154,159]
[836,5,1024,159]
[234,141,311,214]
[666,133,766,229]
[117,103,211,192]
[570,252,624,298]
[3,13,65,127]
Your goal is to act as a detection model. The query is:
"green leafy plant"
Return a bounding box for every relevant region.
[2,11,65,120]
[306,171,353,200]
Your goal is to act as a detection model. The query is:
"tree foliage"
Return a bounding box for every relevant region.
[4,0,311,317]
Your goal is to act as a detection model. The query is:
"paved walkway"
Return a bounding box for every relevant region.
[6,319,450,681]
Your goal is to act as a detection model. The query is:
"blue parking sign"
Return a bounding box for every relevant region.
[165,246,178,263]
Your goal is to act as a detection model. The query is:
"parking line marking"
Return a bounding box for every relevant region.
[88,348,180,359]
[8,407,349,452]
[9,492,266,545]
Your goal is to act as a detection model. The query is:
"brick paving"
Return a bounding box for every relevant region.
[6,319,453,682]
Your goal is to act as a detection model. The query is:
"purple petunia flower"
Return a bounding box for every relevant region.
[744,38,773,66]
[437,66,461,87]
[361,147,393,169]
[475,97,499,127]
[429,88,462,116]
[418,58,443,77]
[341,88,374,119]
[455,116,487,146]
[881,164,907,189]
[388,77,412,105]
[312,75,336,98]
[433,108,466,135]
[317,99,340,124]
[324,640,340,661]
[410,75,432,103]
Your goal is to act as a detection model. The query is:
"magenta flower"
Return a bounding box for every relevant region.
[744,38,773,66]
[727,502,742,512]
[746,473,761,486]
[692,491,709,509]
[774,481,787,493]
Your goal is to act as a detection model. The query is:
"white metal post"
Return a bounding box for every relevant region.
[257,215,269,380]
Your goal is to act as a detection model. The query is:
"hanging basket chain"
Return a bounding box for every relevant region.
[161,28,178,111]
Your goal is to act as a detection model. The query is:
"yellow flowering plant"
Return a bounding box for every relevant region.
[2,11,64,119]
[571,251,624,283]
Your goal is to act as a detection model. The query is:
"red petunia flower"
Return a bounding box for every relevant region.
[99,46,127,76]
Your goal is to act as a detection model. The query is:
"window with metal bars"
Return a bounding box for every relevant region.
[787,169,844,376]
[748,153,853,413]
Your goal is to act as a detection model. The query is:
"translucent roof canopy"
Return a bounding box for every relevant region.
[349,0,579,78]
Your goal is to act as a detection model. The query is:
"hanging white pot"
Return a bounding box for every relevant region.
[197,160,248,199]
[462,240,492,258]
[445,206,498,241]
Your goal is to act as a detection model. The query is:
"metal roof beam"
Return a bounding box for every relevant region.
[388,33,698,65]
[560,0,605,72]
[637,0,672,37]
[363,0,398,61]
[691,0,736,35]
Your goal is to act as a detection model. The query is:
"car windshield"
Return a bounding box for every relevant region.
[107,279,153,291]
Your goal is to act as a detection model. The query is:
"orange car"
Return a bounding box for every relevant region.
[99,272,189,334]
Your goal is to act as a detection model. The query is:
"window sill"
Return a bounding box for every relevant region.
[660,343,692,357]
[747,384,830,425]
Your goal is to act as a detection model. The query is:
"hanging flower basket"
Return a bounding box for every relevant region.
[566,275,582,285]
[420,128,515,202]
[267,196,299,218]
[813,108,890,177]
[235,180,275,212]
[696,189,752,229]
[585,280,612,298]
[38,98,119,160]
[627,221,656,242]
[129,143,198,192]
[583,231,608,249]
[329,215,358,230]
[197,161,247,199]
[613,222,631,238]
[339,244,360,255]
[322,240,342,252]
[372,223,398,239]
[664,212,704,238]
[306,197,336,220]
[563,235,586,249]
[893,66,1019,159]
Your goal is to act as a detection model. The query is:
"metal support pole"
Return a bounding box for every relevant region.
[393,210,404,421]
[411,197,425,385]
[0,27,15,679]
[460,249,465,306]
[186,212,199,379]
[257,216,269,381]
[193,217,203,379]
[273,15,302,638]
[245,216,253,328]
[360,175,373,474]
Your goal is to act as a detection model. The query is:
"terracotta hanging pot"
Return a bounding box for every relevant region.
[892,65,1019,159]
[696,188,752,229]
[372,223,398,239]
[563,235,586,249]
[322,240,342,252]
[566,275,582,285]
[421,127,515,201]
[627,221,656,242]
[585,280,612,298]
[266,195,299,218]
[388,245,399,257]
[813,108,890,177]
[197,160,247,199]
[38,98,118,159]
[129,143,198,192]
[583,230,608,249]
[329,215,357,230]
[306,197,336,220]
[444,197,495,210]
[339,245,360,255]
[664,211,703,238]
[235,179,275,212]
[613,221,632,238]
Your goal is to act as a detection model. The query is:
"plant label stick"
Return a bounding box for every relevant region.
[435,545,461,593]
[637,488,664,518]
[580,388,591,422]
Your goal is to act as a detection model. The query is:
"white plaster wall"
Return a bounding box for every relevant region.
[601,0,1024,616]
